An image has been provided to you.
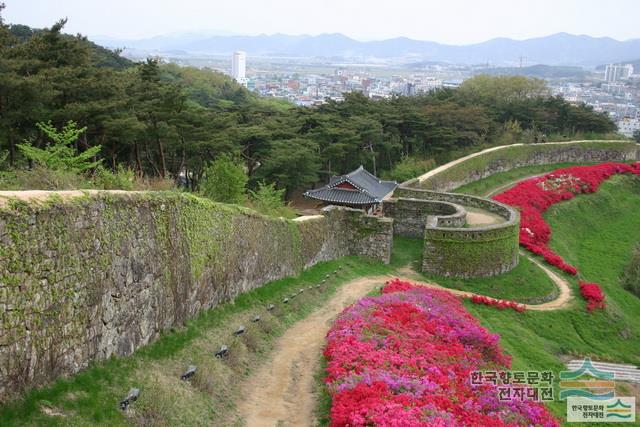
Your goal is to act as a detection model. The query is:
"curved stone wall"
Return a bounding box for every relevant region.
[393,187,520,278]
[382,197,466,238]
[404,140,640,192]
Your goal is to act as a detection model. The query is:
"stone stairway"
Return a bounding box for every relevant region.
[566,360,640,383]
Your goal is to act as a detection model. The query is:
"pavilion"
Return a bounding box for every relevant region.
[303,166,398,213]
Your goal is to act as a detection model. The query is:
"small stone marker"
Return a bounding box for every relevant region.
[298,288,304,294]
[181,365,197,381]
[233,325,246,336]
[120,388,140,410]
[283,297,289,304]
[251,315,261,323]
[215,345,229,358]
[267,304,275,311]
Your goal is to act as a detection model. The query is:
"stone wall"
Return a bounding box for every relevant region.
[392,187,520,278]
[0,192,392,400]
[404,141,640,192]
[382,198,466,238]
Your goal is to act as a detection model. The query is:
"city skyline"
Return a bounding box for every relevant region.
[3,0,640,45]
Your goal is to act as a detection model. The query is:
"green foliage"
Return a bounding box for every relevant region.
[458,75,549,104]
[93,165,135,190]
[17,121,101,173]
[633,129,640,143]
[0,165,90,190]
[381,157,435,183]
[248,181,295,218]
[199,155,248,204]
[253,138,320,194]
[621,245,640,298]
[0,16,619,197]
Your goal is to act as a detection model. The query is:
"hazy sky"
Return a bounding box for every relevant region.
[4,0,640,44]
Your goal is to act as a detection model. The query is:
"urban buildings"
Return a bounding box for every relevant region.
[604,64,634,82]
[617,116,640,138]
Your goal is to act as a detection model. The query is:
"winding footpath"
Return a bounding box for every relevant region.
[237,260,573,426]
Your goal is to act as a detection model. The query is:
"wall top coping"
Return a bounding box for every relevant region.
[401,140,636,187]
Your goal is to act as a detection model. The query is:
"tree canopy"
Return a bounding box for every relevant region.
[0,12,619,196]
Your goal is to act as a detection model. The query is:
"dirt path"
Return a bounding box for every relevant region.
[237,276,390,427]
[0,189,140,208]
[237,262,573,426]
[396,257,571,311]
[464,206,506,226]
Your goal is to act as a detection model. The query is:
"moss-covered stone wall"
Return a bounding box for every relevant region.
[404,141,639,192]
[0,193,392,400]
[382,198,466,238]
[393,187,520,278]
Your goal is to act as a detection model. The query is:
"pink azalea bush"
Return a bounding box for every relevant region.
[493,162,640,311]
[324,279,559,426]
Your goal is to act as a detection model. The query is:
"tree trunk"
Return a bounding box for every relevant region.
[144,142,161,177]
[133,141,143,177]
[157,137,166,178]
[8,132,14,167]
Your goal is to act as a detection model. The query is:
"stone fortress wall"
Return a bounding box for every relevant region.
[1,140,637,400]
[0,193,392,400]
[404,140,640,192]
[382,140,640,279]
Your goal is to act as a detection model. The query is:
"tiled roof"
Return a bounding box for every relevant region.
[304,166,398,205]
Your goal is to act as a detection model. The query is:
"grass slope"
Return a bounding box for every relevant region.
[422,253,558,303]
[462,173,640,425]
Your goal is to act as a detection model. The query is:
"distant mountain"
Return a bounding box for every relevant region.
[96,32,640,66]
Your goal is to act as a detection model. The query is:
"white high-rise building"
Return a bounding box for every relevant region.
[231,51,247,86]
[604,64,634,82]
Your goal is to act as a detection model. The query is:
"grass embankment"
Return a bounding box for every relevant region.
[461,173,640,424]
[453,161,600,196]
[0,244,420,427]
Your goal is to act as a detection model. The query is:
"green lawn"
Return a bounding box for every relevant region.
[421,254,558,303]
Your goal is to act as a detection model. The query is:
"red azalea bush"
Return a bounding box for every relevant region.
[470,294,527,312]
[579,281,606,312]
[324,280,559,426]
[493,162,640,276]
[493,162,640,311]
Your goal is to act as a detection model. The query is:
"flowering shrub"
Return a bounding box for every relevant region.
[470,294,526,312]
[494,162,640,275]
[493,162,640,312]
[325,280,559,426]
[579,281,606,312]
